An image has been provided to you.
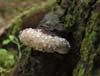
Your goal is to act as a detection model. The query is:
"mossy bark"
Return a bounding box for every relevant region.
[10,0,100,76]
[61,0,100,76]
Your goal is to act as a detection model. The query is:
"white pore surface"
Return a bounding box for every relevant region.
[19,28,70,54]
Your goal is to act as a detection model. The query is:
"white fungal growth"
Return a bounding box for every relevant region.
[19,28,70,54]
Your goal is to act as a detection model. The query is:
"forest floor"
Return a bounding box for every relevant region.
[0,0,43,29]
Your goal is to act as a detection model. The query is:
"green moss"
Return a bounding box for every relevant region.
[73,8,99,75]
[74,64,85,76]
[83,0,89,6]
[65,14,74,28]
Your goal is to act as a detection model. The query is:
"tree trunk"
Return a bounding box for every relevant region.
[11,0,100,76]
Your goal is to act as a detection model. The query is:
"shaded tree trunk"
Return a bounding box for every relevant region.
[10,0,100,76]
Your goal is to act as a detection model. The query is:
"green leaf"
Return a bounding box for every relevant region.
[0,49,7,55]
[0,48,15,68]
[2,39,11,45]
[9,35,15,41]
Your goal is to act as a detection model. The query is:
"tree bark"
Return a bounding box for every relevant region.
[10,0,100,76]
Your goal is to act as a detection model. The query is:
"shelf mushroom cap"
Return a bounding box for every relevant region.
[19,28,70,54]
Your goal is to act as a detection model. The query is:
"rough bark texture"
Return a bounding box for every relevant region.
[10,0,100,76]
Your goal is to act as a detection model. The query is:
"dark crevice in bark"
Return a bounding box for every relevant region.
[84,0,97,23]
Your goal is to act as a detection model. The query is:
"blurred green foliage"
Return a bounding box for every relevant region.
[0,48,15,68]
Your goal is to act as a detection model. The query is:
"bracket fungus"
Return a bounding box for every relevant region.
[19,28,70,54]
